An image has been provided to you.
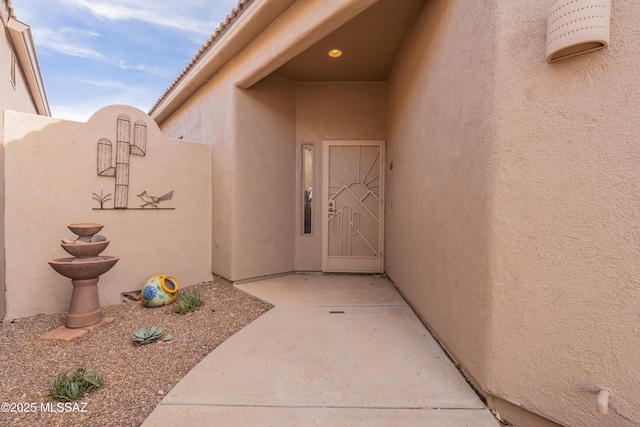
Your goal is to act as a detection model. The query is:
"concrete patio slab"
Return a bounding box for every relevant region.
[145,406,498,426]
[236,273,406,306]
[143,274,498,426]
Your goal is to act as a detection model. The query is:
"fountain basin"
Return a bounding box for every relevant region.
[68,222,104,235]
[68,222,104,241]
[61,240,110,258]
[48,256,119,280]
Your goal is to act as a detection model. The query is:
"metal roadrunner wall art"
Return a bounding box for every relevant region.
[94,114,175,210]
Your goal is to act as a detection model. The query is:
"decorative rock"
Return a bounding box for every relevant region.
[90,235,107,242]
[61,239,76,244]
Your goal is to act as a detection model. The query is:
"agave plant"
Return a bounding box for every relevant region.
[132,326,163,345]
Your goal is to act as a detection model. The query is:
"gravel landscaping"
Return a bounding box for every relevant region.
[0,280,268,426]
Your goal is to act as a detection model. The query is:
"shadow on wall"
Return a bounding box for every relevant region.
[384,0,497,393]
[2,105,212,320]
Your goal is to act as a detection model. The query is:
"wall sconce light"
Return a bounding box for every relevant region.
[546,0,611,63]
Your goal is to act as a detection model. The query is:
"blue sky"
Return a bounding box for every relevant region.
[12,0,240,121]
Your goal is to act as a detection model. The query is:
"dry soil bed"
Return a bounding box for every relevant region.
[0,280,267,426]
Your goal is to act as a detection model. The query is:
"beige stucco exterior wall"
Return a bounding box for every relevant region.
[232,74,296,279]
[388,0,640,426]
[386,0,497,390]
[162,77,386,280]
[158,68,237,280]
[156,0,386,282]
[0,6,39,116]
[159,72,297,282]
[1,1,41,320]
[2,106,212,319]
[487,1,640,426]
[294,82,386,271]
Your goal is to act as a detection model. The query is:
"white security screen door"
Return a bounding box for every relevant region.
[322,140,384,272]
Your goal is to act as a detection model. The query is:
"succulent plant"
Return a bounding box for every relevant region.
[132,326,163,345]
[49,365,104,402]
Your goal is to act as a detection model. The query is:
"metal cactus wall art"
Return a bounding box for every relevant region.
[97,114,147,209]
[94,113,175,210]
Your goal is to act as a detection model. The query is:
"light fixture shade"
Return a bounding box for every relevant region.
[546,0,611,63]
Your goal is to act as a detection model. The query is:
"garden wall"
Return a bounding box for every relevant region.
[2,105,212,319]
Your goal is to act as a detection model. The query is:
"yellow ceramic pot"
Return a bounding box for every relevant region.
[141,274,179,307]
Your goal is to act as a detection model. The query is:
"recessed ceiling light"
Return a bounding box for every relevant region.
[328,49,343,58]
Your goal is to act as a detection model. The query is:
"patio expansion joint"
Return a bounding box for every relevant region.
[158,403,489,411]
[268,304,409,308]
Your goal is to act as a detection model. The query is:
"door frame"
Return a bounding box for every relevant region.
[321,140,385,273]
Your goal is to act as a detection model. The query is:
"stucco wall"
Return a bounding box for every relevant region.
[388,0,640,425]
[159,68,237,280]
[0,13,39,116]
[3,106,212,319]
[386,0,497,389]
[159,72,297,282]
[232,74,296,280]
[160,73,386,280]
[156,0,386,282]
[488,1,640,426]
[1,3,41,321]
[294,82,387,271]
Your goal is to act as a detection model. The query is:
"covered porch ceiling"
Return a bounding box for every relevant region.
[273,0,423,82]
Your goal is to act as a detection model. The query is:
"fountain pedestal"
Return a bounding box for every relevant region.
[66,278,103,328]
[48,223,119,328]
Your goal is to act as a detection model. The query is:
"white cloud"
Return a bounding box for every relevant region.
[49,81,161,122]
[50,104,102,122]
[60,0,218,36]
[111,59,173,78]
[31,27,104,59]
[19,0,242,121]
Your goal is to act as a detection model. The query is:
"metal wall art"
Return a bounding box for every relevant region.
[94,114,175,210]
[137,190,174,209]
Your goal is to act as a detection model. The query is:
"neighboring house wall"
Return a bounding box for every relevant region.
[2,106,212,319]
[0,0,47,321]
[0,4,39,116]
[388,0,640,426]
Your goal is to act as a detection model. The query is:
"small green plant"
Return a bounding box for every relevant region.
[132,326,163,345]
[171,289,204,315]
[49,365,104,402]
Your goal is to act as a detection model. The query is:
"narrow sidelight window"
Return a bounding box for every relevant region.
[302,145,313,234]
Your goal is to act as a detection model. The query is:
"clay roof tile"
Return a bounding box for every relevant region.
[149,0,252,115]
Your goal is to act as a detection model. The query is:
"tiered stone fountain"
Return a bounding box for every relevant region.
[48,223,119,328]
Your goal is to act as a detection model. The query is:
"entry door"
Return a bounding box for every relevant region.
[322,140,384,272]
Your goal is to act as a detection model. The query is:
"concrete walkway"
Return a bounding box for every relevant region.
[142,274,499,426]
